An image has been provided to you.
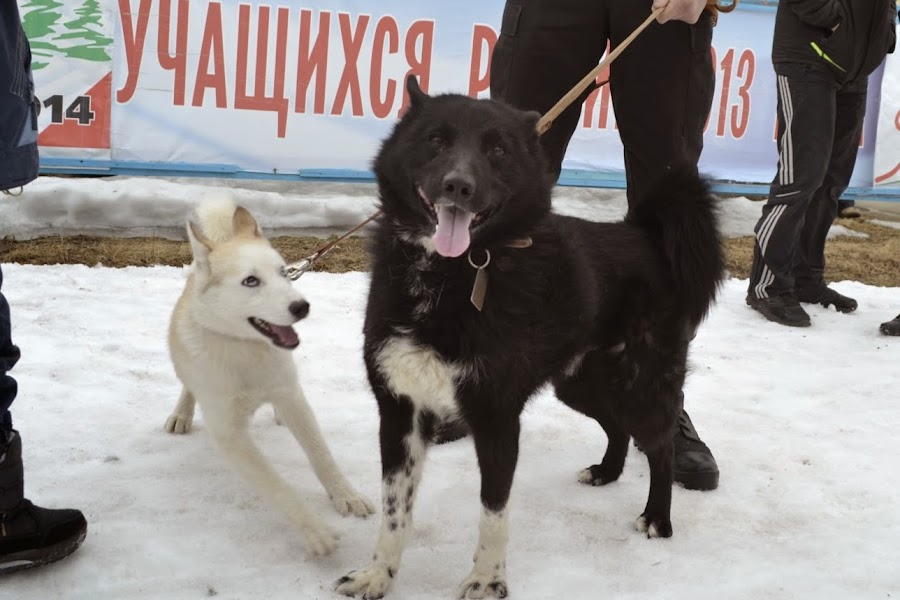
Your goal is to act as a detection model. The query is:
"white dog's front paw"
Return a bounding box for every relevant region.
[457,569,508,599]
[330,487,375,518]
[300,522,340,557]
[164,413,193,434]
[335,564,394,599]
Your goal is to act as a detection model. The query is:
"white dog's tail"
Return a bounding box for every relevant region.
[193,196,245,244]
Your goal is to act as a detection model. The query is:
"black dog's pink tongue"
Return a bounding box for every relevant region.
[272,324,299,348]
[433,205,474,257]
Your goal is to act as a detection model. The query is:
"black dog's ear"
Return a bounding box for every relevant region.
[522,110,541,139]
[406,74,429,108]
[521,110,542,133]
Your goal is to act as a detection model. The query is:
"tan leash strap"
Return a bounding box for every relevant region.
[536,6,663,135]
[707,0,739,26]
[709,0,739,14]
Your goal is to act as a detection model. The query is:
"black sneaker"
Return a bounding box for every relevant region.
[837,206,861,219]
[881,314,900,336]
[673,410,719,491]
[0,500,87,574]
[746,293,811,327]
[796,285,858,313]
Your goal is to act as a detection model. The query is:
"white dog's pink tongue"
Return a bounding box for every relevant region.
[272,324,299,349]
[433,205,474,257]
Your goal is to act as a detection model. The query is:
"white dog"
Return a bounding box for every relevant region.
[165,198,373,556]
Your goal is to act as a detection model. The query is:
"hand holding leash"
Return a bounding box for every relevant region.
[653,0,708,24]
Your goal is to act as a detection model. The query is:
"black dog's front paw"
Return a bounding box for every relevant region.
[634,513,673,538]
[335,565,394,599]
[577,463,622,486]
[457,574,508,599]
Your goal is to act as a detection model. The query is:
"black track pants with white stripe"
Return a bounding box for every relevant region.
[748,63,868,300]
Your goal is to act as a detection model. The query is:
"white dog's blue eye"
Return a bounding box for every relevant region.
[242,276,260,287]
[280,266,288,278]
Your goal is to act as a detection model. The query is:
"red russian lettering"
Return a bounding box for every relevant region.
[116,0,152,103]
[192,2,227,108]
[158,0,189,106]
[468,25,497,98]
[331,13,370,117]
[582,83,614,130]
[582,43,613,130]
[371,17,400,119]
[399,20,435,116]
[296,9,330,115]
[730,49,754,139]
[716,48,734,137]
[235,4,290,138]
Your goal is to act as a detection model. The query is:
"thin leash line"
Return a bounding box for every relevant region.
[284,210,381,280]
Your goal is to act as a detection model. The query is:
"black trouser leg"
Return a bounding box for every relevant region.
[608,1,715,208]
[748,64,838,299]
[490,0,608,182]
[795,79,868,289]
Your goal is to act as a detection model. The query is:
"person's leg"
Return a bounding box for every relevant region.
[609,0,715,209]
[0,266,19,433]
[747,64,838,326]
[608,1,719,490]
[793,78,867,313]
[490,0,609,181]
[0,7,89,565]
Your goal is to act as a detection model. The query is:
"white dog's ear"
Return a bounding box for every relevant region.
[233,206,262,238]
[187,221,214,265]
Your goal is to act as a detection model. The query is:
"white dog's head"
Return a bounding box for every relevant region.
[186,206,308,350]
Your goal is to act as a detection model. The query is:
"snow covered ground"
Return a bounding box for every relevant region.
[0,175,869,241]
[1,177,898,599]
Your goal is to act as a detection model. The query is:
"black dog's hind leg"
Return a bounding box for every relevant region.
[635,438,674,538]
[578,421,629,487]
[629,364,682,539]
[456,416,521,599]
[553,352,630,486]
[335,391,427,599]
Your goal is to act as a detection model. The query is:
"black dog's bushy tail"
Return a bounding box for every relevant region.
[627,166,726,328]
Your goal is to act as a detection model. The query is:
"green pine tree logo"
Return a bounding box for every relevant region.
[21,0,112,70]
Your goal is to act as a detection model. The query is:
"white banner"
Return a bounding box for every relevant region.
[22,0,115,159]
[874,50,900,186]
[20,0,897,191]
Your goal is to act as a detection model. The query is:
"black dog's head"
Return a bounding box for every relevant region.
[373,75,551,257]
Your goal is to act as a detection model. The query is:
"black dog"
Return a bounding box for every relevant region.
[336,76,725,599]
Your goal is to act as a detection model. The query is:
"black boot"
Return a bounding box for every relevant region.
[881,314,900,336]
[1,430,87,574]
[673,410,719,491]
[795,284,858,313]
[746,293,811,327]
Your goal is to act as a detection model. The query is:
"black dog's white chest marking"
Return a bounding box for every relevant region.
[375,336,463,417]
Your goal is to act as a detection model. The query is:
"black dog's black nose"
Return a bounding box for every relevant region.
[290,300,310,319]
[442,173,476,201]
